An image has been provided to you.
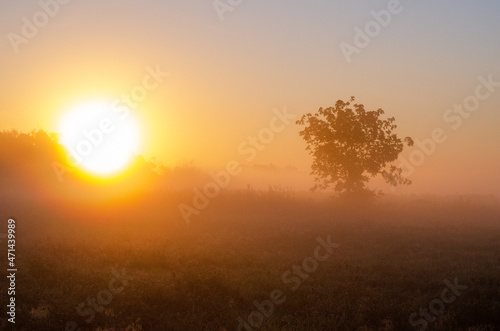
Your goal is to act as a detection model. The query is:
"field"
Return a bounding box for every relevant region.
[0,191,499,331]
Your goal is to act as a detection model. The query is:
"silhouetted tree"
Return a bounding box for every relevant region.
[297,97,414,199]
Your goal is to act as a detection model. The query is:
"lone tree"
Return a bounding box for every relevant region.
[297,97,414,198]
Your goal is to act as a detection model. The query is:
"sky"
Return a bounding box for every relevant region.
[1,0,499,196]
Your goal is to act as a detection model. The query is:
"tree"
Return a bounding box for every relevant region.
[296,97,414,199]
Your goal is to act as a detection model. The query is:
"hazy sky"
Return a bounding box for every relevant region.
[1,0,499,196]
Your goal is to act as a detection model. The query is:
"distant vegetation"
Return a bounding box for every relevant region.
[0,129,207,201]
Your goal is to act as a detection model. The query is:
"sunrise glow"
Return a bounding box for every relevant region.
[58,100,141,176]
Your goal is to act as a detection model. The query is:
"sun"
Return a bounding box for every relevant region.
[59,100,141,176]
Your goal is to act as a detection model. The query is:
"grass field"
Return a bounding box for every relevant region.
[1,191,499,330]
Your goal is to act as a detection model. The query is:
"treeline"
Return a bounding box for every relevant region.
[0,129,207,201]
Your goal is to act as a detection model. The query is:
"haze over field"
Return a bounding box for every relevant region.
[1,1,500,330]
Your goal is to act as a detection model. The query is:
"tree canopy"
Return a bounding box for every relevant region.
[297,97,414,198]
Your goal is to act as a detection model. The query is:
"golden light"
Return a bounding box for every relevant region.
[59,100,141,176]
